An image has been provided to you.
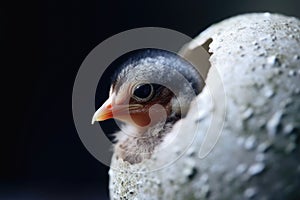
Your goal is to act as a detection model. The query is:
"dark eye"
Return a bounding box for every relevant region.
[132,83,154,101]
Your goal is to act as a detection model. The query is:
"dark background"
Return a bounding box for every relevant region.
[2,0,300,199]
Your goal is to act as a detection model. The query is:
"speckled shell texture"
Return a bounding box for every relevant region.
[109,13,300,200]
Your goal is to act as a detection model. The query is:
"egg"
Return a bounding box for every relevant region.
[109,13,300,199]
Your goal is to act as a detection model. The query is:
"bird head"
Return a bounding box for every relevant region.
[92,49,204,130]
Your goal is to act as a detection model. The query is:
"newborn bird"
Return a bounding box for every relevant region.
[92,49,204,164]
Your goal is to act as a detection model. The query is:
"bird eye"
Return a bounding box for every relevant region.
[132,83,154,102]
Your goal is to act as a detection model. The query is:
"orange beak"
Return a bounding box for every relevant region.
[91,97,114,124]
[91,94,143,124]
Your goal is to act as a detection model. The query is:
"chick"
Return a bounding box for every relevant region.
[92,49,204,164]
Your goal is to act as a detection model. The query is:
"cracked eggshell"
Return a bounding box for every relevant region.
[109,13,300,200]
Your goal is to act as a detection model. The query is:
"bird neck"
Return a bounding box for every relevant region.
[114,113,180,165]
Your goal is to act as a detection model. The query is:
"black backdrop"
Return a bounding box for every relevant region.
[2,0,300,199]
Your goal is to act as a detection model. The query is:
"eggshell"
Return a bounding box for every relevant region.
[109,13,300,200]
